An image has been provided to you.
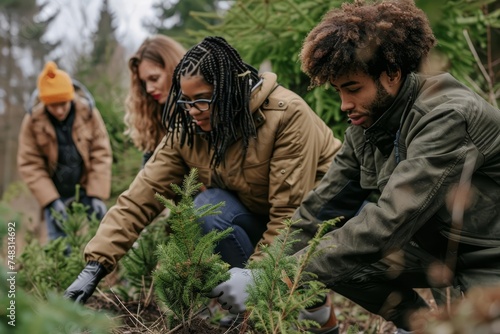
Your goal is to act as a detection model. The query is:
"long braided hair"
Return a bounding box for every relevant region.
[162,36,260,167]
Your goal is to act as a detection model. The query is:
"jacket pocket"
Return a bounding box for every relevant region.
[243,160,270,198]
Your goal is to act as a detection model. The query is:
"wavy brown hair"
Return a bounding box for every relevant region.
[125,35,186,153]
[300,0,436,87]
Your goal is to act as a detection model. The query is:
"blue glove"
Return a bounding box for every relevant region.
[89,197,107,219]
[209,267,256,314]
[48,198,68,230]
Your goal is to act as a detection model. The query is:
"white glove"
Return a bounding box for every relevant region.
[208,267,256,314]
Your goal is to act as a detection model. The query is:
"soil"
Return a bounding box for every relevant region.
[86,295,242,333]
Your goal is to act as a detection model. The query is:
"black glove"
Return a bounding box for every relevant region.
[64,261,107,304]
[48,198,68,230]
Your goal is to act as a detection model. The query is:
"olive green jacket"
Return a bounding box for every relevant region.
[85,72,341,272]
[291,72,500,285]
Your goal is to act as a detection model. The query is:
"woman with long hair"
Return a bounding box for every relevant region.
[124,35,186,166]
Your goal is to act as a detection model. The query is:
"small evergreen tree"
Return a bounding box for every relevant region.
[153,168,232,328]
[18,190,100,299]
[117,216,170,303]
[246,217,341,333]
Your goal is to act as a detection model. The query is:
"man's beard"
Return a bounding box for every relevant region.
[367,80,396,125]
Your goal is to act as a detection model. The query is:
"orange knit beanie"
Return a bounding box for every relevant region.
[37,61,75,105]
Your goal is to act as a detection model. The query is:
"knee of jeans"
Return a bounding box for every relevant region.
[194,188,230,207]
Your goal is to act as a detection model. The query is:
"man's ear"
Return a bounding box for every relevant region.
[387,69,402,84]
[381,70,403,95]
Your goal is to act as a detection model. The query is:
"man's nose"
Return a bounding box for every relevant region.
[340,97,354,112]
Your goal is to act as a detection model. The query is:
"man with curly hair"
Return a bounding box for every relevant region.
[211,1,500,333]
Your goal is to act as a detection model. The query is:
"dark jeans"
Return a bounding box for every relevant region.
[332,241,500,330]
[193,188,268,268]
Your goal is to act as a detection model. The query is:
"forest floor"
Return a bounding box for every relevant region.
[82,289,428,333]
[4,187,435,334]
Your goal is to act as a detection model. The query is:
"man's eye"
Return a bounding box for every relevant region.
[347,88,360,93]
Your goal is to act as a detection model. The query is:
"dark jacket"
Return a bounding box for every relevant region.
[290,72,500,285]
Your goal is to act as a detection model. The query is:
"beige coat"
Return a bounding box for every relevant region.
[17,95,112,208]
[85,72,341,272]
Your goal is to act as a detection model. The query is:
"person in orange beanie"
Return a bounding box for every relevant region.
[17,61,112,241]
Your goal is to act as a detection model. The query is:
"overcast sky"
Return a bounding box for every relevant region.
[37,0,157,68]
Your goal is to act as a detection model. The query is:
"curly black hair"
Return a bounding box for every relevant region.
[162,36,260,167]
[300,0,436,87]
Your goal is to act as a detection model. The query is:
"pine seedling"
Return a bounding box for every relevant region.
[246,217,342,333]
[153,168,232,328]
[18,193,100,299]
[117,217,170,302]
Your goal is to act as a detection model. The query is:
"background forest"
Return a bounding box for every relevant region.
[0,0,499,332]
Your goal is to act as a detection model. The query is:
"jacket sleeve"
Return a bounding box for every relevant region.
[17,114,60,207]
[289,132,373,252]
[84,108,113,200]
[84,137,185,272]
[293,110,471,286]
[250,95,342,261]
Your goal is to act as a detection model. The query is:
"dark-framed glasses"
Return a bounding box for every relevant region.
[176,98,213,112]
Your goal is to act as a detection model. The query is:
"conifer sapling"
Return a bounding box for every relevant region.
[153,168,232,328]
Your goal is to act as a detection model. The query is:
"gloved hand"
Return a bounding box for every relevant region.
[208,267,256,314]
[47,198,68,230]
[89,197,107,219]
[64,261,107,304]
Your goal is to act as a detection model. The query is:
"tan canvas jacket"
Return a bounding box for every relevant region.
[84,72,342,272]
[17,92,112,208]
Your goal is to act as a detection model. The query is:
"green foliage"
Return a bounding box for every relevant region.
[117,216,171,302]
[153,168,231,327]
[246,217,341,333]
[18,199,100,299]
[0,205,118,334]
[147,0,225,44]
[190,0,347,139]
[188,0,499,140]
[0,278,118,334]
[418,0,500,107]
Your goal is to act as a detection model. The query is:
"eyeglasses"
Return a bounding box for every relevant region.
[176,98,213,112]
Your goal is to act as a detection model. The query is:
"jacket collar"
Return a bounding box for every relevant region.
[249,72,278,113]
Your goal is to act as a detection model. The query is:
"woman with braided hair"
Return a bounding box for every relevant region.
[64,36,342,309]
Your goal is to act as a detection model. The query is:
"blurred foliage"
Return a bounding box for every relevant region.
[145,0,226,46]
[189,0,348,138]
[0,270,118,334]
[187,0,499,139]
[74,1,144,202]
[419,0,500,108]
[0,205,118,334]
[18,200,100,299]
